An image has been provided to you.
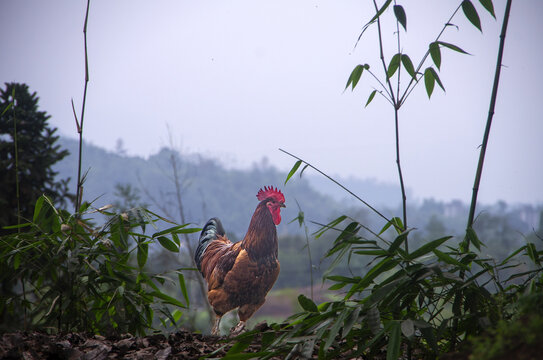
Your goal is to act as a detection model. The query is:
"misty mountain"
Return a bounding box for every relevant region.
[53,137,542,243]
[54,137,345,237]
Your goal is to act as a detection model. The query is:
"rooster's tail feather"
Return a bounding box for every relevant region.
[195,217,225,271]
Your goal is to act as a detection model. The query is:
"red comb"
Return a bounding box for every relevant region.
[256,186,285,203]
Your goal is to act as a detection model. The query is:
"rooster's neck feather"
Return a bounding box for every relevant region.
[241,201,278,260]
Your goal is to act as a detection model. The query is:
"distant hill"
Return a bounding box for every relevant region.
[54,137,346,236]
[54,137,542,243]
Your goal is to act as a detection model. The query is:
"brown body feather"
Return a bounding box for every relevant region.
[199,201,280,324]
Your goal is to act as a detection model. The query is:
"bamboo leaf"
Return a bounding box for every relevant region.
[407,236,452,261]
[462,0,482,31]
[386,321,401,360]
[526,242,541,266]
[33,196,45,223]
[137,242,148,268]
[365,90,377,107]
[393,5,407,31]
[178,272,189,306]
[400,54,416,79]
[429,42,441,70]
[367,0,393,25]
[345,64,365,91]
[285,160,302,185]
[387,53,402,79]
[298,294,319,313]
[479,0,496,18]
[150,290,187,308]
[424,68,435,98]
[175,227,201,234]
[438,41,470,55]
[428,67,445,91]
[157,236,179,252]
[13,252,21,270]
[434,249,469,270]
[466,227,483,251]
[342,307,360,338]
[325,308,349,349]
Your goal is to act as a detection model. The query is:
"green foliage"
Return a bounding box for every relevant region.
[0,195,197,335]
[223,210,543,358]
[0,83,72,234]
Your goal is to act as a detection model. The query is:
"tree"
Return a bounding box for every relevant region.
[0,83,72,233]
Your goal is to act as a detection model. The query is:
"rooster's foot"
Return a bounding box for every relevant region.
[230,320,246,336]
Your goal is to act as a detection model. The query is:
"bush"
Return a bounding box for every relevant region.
[0,195,198,335]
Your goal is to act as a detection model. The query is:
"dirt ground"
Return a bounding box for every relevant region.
[0,329,246,360]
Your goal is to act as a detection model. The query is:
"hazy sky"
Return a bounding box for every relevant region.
[1,1,542,205]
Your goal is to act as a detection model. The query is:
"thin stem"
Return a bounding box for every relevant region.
[373,0,407,232]
[466,0,513,240]
[279,148,393,226]
[366,69,394,106]
[75,0,91,214]
[451,1,513,351]
[373,0,397,106]
[394,108,407,234]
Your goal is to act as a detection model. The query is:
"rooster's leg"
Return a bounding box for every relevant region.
[211,315,221,336]
[230,320,246,336]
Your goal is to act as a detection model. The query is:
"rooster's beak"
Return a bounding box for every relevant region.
[280,203,286,208]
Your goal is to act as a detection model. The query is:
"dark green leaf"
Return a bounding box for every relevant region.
[345,64,365,91]
[393,5,407,31]
[325,308,349,349]
[401,54,416,79]
[429,42,441,70]
[386,321,402,360]
[33,196,44,223]
[387,53,401,79]
[137,242,148,268]
[152,224,189,238]
[407,236,452,261]
[13,252,21,270]
[150,290,187,308]
[314,215,347,238]
[466,227,483,251]
[367,0,393,25]
[365,90,377,107]
[434,249,469,270]
[424,68,435,98]
[526,242,540,266]
[285,160,302,185]
[298,294,319,313]
[388,230,411,254]
[479,0,495,18]
[428,67,445,91]
[438,41,470,55]
[462,0,482,31]
[226,337,252,355]
[342,307,360,338]
[157,236,179,252]
[175,227,200,234]
[178,272,189,306]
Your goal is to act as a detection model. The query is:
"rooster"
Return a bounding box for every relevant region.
[195,186,286,335]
